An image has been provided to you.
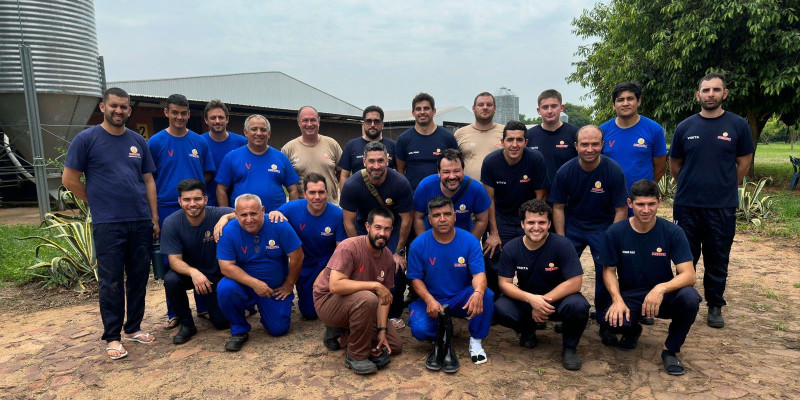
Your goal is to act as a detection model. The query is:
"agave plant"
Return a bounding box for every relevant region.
[659,173,676,199]
[737,177,774,227]
[17,186,97,292]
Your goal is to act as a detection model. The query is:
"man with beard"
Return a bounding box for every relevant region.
[313,207,403,375]
[455,92,504,181]
[340,141,413,328]
[201,100,247,207]
[526,89,579,184]
[395,93,459,190]
[161,179,233,344]
[412,149,490,239]
[62,87,159,360]
[669,72,754,328]
[216,194,304,351]
[338,106,397,189]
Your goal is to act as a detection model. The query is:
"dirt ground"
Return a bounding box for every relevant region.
[1,207,800,399]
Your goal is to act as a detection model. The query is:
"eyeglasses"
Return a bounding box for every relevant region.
[364,119,383,125]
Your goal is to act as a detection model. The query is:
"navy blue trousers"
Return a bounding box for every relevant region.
[494,293,590,348]
[564,228,607,323]
[158,205,208,318]
[163,270,229,330]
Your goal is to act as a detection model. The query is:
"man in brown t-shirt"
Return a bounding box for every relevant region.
[313,207,403,375]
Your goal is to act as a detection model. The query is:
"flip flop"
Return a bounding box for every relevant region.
[389,318,405,329]
[661,352,686,376]
[106,343,128,360]
[163,317,179,330]
[123,332,155,344]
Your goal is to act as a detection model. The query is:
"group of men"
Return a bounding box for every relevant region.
[63,71,753,377]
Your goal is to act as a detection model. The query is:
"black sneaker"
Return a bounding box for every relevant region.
[553,323,563,334]
[599,326,618,346]
[707,306,725,328]
[369,347,391,369]
[641,316,655,325]
[323,326,342,351]
[345,354,378,375]
[562,347,582,371]
[224,333,249,352]
[520,333,538,349]
[617,324,642,351]
[172,324,197,345]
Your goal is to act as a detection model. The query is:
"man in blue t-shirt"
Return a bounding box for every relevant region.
[216,194,304,351]
[408,196,494,371]
[548,125,628,339]
[413,149,490,239]
[267,173,347,320]
[338,105,397,190]
[201,100,247,207]
[340,141,413,325]
[526,89,579,184]
[148,93,217,329]
[600,82,667,195]
[63,87,158,360]
[669,72,755,329]
[161,179,233,344]
[395,93,459,190]
[600,179,701,376]
[215,114,300,212]
[495,199,589,371]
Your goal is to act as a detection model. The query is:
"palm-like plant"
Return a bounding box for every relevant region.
[737,177,774,227]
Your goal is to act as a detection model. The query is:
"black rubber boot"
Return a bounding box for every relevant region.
[425,309,446,371]
[441,305,460,373]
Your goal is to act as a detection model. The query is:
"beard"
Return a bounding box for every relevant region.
[368,233,388,250]
[700,98,724,111]
[365,129,381,140]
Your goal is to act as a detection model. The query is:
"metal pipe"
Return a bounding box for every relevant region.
[19,43,50,221]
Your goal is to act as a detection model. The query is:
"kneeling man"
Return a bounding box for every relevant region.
[600,179,701,375]
[313,207,403,375]
[494,199,589,370]
[216,194,304,351]
[408,196,493,373]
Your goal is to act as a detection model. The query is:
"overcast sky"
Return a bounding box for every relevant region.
[96,0,600,116]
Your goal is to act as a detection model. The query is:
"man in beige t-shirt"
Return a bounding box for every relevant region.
[454,92,504,181]
[282,106,343,204]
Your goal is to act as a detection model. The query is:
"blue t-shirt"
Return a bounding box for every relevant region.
[548,156,628,232]
[202,132,248,206]
[407,228,485,300]
[64,125,156,223]
[413,174,491,232]
[670,112,755,208]
[217,218,302,288]
[277,199,347,269]
[526,123,579,184]
[161,206,233,281]
[215,146,300,212]
[148,129,215,208]
[481,148,550,217]
[600,116,667,192]
[498,233,583,295]
[600,217,693,294]
[338,137,397,174]
[395,127,459,189]
[339,168,413,252]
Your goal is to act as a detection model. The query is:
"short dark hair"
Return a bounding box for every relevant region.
[367,207,394,225]
[502,120,528,140]
[363,105,384,120]
[166,94,189,109]
[473,92,495,106]
[576,124,603,142]
[363,140,387,159]
[699,72,727,89]
[427,195,454,216]
[303,172,327,192]
[537,89,562,105]
[102,87,129,102]
[177,178,205,196]
[518,199,552,222]
[204,99,229,119]
[629,179,661,201]
[297,105,319,119]
[437,148,464,170]
[611,82,642,102]
[412,92,435,109]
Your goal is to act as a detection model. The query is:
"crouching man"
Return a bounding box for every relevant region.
[313,207,403,375]
[600,179,701,375]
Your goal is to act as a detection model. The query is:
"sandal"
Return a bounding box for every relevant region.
[163,317,179,330]
[106,343,128,360]
[661,351,686,376]
[123,332,155,344]
[389,318,405,330]
[197,312,210,320]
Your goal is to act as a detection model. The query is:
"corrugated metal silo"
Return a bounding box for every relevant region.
[493,86,519,125]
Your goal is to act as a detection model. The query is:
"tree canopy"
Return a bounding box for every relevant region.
[569,0,800,152]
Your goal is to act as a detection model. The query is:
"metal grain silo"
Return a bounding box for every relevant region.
[493,86,519,125]
[0,0,103,195]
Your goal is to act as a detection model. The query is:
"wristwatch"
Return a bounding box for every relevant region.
[396,248,406,257]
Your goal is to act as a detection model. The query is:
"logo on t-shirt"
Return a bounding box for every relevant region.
[268,164,281,173]
[385,198,393,205]
[266,239,280,250]
[717,132,732,141]
[520,174,530,183]
[203,230,214,243]
[622,250,635,255]
[556,140,569,149]
[652,247,666,257]
[321,154,332,161]
[516,265,528,271]
[433,148,442,156]
[321,226,333,236]
[378,269,385,282]
[634,138,648,148]
[454,256,467,267]
[189,148,200,159]
[545,262,559,272]
[591,181,605,193]
[128,146,141,158]
[456,204,468,214]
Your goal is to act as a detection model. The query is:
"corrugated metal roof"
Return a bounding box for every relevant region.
[384,106,474,125]
[109,71,362,117]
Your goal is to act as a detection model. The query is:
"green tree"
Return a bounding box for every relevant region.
[519,113,541,125]
[563,103,594,127]
[570,0,800,173]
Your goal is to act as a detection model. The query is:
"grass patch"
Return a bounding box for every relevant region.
[535,367,545,377]
[764,290,785,300]
[793,283,800,288]
[772,322,788,332]
[0,224,59,283]
[751,304,773,312]
[753,142,799,187]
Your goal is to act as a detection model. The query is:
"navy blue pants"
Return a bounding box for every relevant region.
[158,205,208,318]
[163,270,229,330]
[388,229,408,320]
[93,220,153,343]
[408,286,494,341]
[485,213,524,302]
[217,277,293,336]
[564,228,607,323]
[494,293,590,349]
[297,261,327,320]
[599,286,701,353]
[673,205,736,307]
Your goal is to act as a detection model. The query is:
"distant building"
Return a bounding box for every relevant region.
[493,87,519,125]
[382,106,473,139]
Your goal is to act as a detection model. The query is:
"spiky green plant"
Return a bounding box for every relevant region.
[737,177,774,227]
